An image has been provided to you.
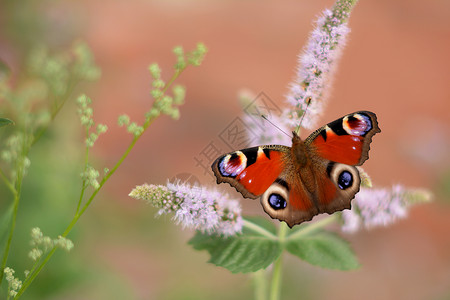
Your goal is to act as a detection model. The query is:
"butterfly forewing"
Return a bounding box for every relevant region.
[211,145,289,199]
[306,111,380,166]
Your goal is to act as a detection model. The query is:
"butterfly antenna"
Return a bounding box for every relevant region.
[261,115,292,138]
[294,96,312,134]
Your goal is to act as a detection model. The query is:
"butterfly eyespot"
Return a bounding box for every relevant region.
[343,113,372,136]
[337,171,353,190]
[218,151,247,177]
[268,193,287,210]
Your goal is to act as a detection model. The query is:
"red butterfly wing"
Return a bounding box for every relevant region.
[306,111,380,166]
[211,145,289,199]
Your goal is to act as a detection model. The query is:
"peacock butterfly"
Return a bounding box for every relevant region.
[211,111,380,227]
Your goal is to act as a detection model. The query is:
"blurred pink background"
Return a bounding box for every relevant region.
[4,0,450,299]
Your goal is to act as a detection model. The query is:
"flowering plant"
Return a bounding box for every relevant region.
[0,0,432,298]
[130,0,430,299]
[0,39,206,298]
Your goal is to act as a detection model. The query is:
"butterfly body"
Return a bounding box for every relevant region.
[212,111,380,227]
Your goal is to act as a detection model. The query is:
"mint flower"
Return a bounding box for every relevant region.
[130,182,243,236]
[341,185,432,233]
[283,7,350,131]
[243,1,353,145]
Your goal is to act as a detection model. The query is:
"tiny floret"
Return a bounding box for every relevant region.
[173,46,186,70]
[152,79,165,89]
[148,63,161,79]
[126,122,144,137]
[118,114,130,127]
[4,267,22,297]
[81,165,100,189]
[96,124,108,134]
[172,85,186,105]
[31,227,43,241]
[29,248,43,261]
[56,236,74,252]
[187,43,208,66]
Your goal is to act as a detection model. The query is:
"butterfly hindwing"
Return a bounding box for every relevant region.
[211,145,289,199]
[259,155,361,228]
[260,164,319,227]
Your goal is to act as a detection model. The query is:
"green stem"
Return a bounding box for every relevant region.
[253,270,268,300]
[269,222,289,300]
[0,172,22,287]
[0,167,16,196]
[286,214,337,241]
[242,219,277,240]
[76,127,90,214]
[31,81,77,147]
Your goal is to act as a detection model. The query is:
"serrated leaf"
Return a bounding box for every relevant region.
[189,231,282,273]
[0,118,14,127]
[286,231,359,270]
[243,216,277,235]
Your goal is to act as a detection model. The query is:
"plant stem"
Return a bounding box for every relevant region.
[253,270,268,300]
[0,171,22,287]
[243,219,277,240]
[31,81,77,147]
[0,167,16,196]
[269,222,289,300]
[76,127,91,214]
[286,214,337,241]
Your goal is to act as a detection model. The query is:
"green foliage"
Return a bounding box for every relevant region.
[0,41,101,298]
[189,216,359,273]
[0,40,206,298]
[189,230,282,274]
[286,231,359,270]
[0,118,13,128]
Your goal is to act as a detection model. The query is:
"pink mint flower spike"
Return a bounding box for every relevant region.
[341,185,432,233]
[167,182,243,236]
[283,8,351,132]
[129,182,243,237]
[243,1,356,145]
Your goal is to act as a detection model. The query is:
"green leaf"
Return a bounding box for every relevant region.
[286,231,359,270]
[189,231,282,273]
[0,118,13,127]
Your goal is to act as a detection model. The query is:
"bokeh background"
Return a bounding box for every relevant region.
[1,0,449,299]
